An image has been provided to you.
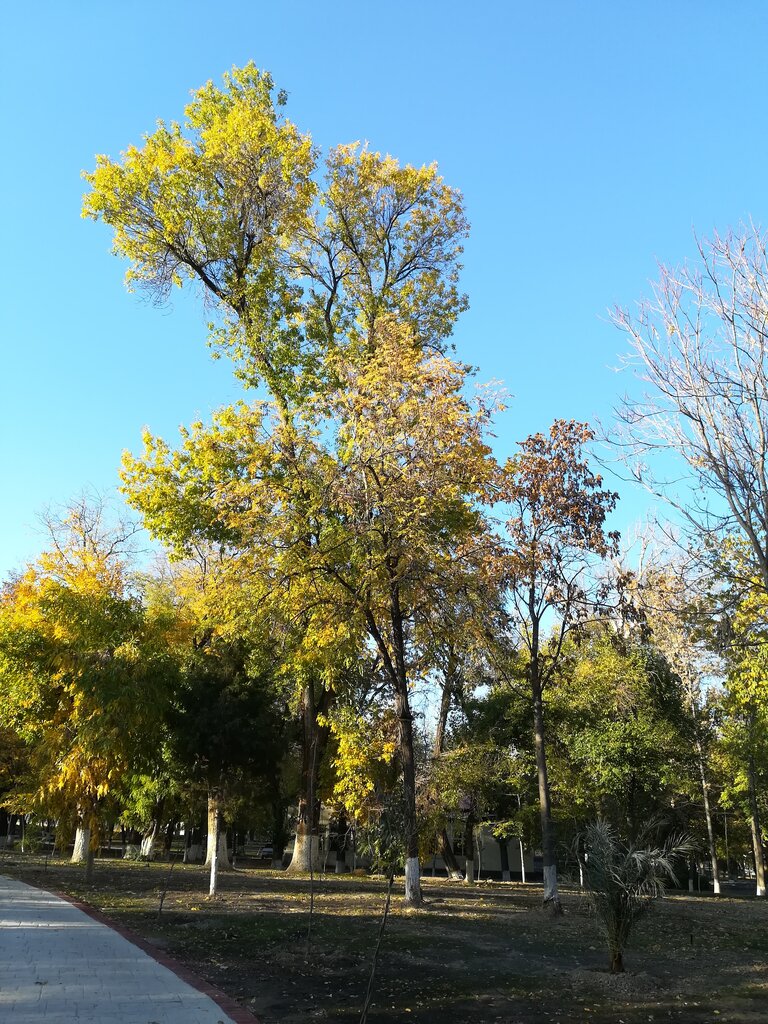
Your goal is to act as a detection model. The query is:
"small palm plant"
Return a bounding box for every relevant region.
[577,819,692,973]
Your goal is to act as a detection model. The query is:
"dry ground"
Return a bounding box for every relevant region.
[2,853,767,1024]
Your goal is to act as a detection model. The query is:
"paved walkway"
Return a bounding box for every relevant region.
[0,875,249,1023]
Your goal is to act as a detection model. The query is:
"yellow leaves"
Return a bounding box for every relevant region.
[322,705,398,819]
[83,62,317,317]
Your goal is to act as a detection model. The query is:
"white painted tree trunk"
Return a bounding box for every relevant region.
[184,843,203,863]
[404,856,422,905]
[140,834,157,860]
[209,814,220,897]
[464,858,475,884]
[335,851,348,873]
[204,830,231,869]
[519,839,526,883]
[285,831,320,873]
[72,826,90,864]
[543,864,559,905]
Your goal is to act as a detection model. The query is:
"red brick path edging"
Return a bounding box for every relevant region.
[48,885,261,1024]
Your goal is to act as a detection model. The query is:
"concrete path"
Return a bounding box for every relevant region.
[0,875,251,1023]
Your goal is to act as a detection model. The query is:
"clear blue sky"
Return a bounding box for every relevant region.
[2,2,767,576]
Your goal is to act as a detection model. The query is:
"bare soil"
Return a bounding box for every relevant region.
[3,854,767,1024]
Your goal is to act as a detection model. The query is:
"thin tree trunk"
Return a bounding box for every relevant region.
[433,663,453,759]
[389,584,423,907]
[270,788,289,870]
[84,845,95,884]
[433,664,463,879]
[498,838,511,881]
[209,802,220,896]
[531,647,560,912]
[394,679,423,904]
[364,582,423,905]
[163,819,176,859]
[439,829,463,879]
[748,756,766,897]
[335,808,349,874]
[519,837,527,883]
[696,737,721,895]
[463,810,475,884]
[140,800,165,860]
[286,682,330,874]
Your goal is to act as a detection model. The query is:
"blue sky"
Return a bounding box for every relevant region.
[2,2,768,576]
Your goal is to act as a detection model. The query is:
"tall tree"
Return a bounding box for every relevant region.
[613,226,768,602]
[718,584,768,896]
[122,320,499,903]
[0,500,173,879]
[548,624,691,836]
[631,563,724,893]
[84,65,471,860]
[499,421,619,910]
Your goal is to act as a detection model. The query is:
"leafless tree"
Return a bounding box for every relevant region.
[612,225,768,597]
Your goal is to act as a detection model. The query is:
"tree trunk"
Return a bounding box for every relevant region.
[696,737,721,895]
[748,757,766,897]
[140,801,164,860]
[432,664,463,879]
[209,802,220,896]
[364,583,423,905]
[464,810,476,884]
[335,808,349,873]
[163,819,176,859]
[73,804,96,878]
[532,657,560,912]
[389,584,423,907]
[610,949,624,973]
[286,681,330,874]
[498,838,511,881]
[184,822,204,863]
[205,791,232,870]
[289,827,320,873]
[270,789,289,870]
[439,829,463,879]
[72,825,90,864]
[433,662,454,760]
[84,845,95,884]
[394,679,423,905]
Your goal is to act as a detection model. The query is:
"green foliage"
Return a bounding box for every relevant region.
[358,795,409,875]
[549,628,692,830]
[578,818,692,973]
[169,638,284,789]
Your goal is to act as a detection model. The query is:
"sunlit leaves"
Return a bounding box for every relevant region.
[0,505,176,816]
[83,64,469,407]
